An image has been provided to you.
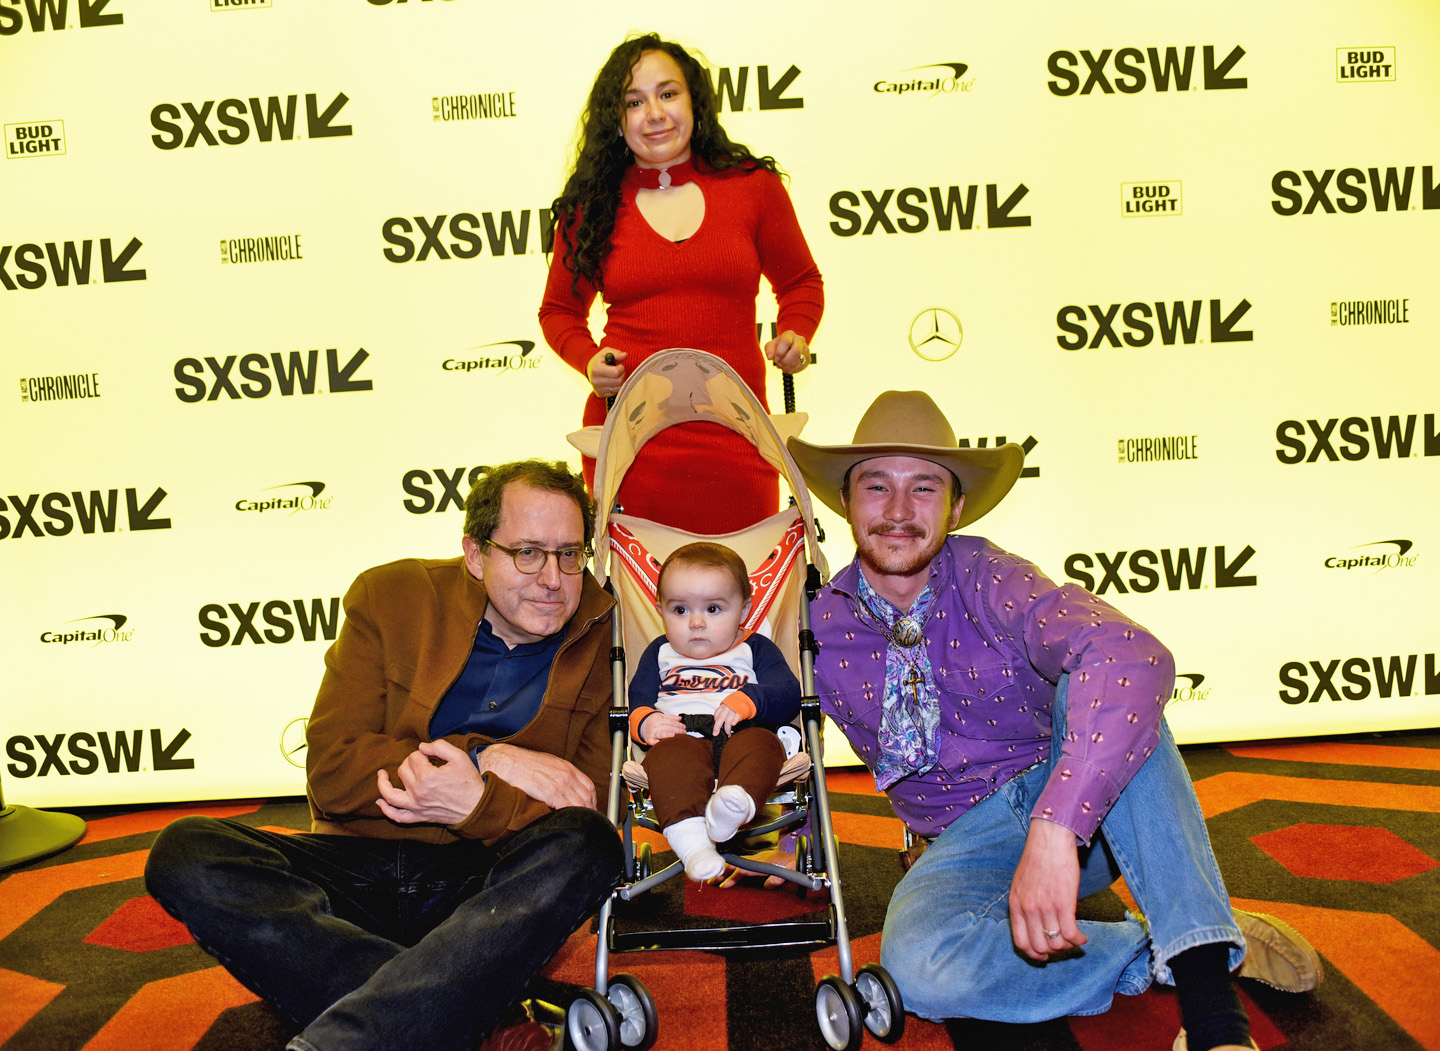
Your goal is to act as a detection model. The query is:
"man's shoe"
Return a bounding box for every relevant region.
[1233,908,1323,992]
[1172,1030,1258,1051]
[475,1021,561,1051]
[477,1000,563,1051]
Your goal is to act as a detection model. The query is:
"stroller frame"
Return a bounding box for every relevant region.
[563,350,903,1051]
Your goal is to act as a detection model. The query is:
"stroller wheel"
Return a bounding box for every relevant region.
[607,973,658,1051]
[815,974,863,1051]
[855,963,905,1042]
[567,988,621,1051]
[635,842,652,881]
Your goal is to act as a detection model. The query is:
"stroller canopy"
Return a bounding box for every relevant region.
[567,349,829,588]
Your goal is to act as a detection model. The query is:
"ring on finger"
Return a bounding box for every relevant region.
[1042,928,1061,939]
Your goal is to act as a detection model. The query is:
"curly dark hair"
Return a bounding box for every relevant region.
[546,33,781,295]
[463,460,595,550]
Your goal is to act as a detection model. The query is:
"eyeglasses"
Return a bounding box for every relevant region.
[485,540,588,575]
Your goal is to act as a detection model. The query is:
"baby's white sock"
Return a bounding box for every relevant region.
[663,816,724,881]
[705,784,756,844]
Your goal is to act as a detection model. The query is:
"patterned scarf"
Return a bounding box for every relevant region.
[856,571,941,791]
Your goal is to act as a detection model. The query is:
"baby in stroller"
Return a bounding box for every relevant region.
[627,542,801,881]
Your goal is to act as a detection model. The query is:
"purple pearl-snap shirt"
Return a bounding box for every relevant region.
[813,536,1175,845]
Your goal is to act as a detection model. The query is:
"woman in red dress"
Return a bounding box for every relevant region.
[540,33,823,535]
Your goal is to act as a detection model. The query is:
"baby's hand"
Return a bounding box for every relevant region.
[642,713,686,745]
[711,705,743,737]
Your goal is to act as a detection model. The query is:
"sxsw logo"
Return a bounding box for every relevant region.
[443,340,541,374]
[1047,45,1246,95]
[958,434,1040,479]
[1271,166,1440,215]
[39,613,133,648]
[1337,48,1395,82]
[0,0,122,34]
[0,237,145,290]
[150,93,351,149]
[5,121,65,158]
[1064,545,1257,594]
[382,211,551,261]
[6,729,193,778]
[402,465,485,514]
[829,184,1031,235]
[0,487,170,539]
[706,65,803,111]
[1056,299,1252,349]
[1274,414,1438,463]
[174,348,372,401]
[1279,653,1439,704]
[198,597,341,647]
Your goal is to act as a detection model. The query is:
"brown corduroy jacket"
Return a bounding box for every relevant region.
[304,555,614,845]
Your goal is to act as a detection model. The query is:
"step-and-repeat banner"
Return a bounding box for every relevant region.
[3,1,1436,807]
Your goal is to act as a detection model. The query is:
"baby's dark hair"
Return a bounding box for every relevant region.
[657,542,752,603]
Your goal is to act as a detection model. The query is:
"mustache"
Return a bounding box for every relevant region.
[867,524,924,538]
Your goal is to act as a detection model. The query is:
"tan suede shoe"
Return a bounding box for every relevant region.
[1233,908,1323,992]
[1172,1031,1258,1051]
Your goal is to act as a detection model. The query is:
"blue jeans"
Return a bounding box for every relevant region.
[145,806,622,1051]
[880,677,1243,1022]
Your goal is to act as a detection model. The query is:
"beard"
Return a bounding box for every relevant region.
[852,522,948,585]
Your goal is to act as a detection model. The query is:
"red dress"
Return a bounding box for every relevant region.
[539,161,823,535]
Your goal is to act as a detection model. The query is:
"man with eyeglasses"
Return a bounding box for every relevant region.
[147,460,622,1051]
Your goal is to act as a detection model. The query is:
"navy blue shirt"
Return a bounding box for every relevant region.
[428,618,563,742]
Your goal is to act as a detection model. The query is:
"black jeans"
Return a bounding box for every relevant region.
[145,807,622,1051]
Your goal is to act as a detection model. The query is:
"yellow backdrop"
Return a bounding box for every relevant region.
[3,0,1436,806]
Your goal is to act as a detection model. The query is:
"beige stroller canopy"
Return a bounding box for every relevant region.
[567,348,829,588]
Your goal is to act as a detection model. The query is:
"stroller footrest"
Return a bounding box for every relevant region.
[608,918,836,954]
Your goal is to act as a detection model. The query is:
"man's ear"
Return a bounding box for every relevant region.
[948,493,966,532]
[462,535,485,581]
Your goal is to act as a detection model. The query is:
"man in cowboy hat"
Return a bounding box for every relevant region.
[787,392,1320,1051]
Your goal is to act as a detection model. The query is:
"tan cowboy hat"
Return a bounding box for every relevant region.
[786,391,1024,528]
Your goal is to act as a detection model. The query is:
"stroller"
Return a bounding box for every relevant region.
[561,350,904,1051]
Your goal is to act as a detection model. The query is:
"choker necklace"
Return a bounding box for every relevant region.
[628,158,696,191]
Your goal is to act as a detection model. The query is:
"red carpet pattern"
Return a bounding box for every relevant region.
[1,733,1436,1050]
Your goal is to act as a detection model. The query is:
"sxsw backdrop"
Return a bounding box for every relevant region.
[2,0,1437,808]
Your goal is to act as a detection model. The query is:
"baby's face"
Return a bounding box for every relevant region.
[658,564,749,660]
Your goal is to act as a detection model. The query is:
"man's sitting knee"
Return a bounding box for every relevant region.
[145,816,227,906]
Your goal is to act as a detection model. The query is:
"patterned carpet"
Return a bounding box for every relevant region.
[2,731,1436,1051]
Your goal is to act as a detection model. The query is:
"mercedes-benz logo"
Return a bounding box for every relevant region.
[908,308,963,361]
[280,717,309,768]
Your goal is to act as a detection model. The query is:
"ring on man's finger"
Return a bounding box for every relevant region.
[1042,928,1061,939]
